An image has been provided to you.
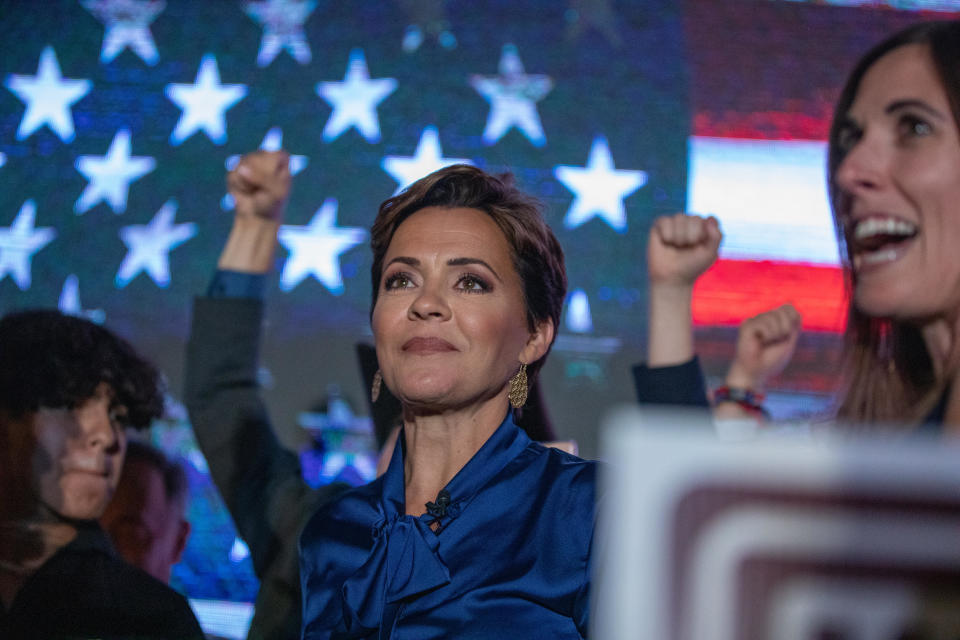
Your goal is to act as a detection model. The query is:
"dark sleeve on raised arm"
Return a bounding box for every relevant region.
[184,296,346,638]
[206,270,266,299]
[632,357,710,408]
[185,296,292,571]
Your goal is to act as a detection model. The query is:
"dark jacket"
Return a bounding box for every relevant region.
[184,296,347,640]
[0,522,203,640]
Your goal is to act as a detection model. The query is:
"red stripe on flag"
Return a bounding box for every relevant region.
[692,106,834,141]
[692,259,848,332]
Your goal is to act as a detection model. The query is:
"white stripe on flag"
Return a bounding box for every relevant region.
[686,136,840,265]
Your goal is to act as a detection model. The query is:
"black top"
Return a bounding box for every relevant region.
[632,357,710,408]
[0,522,204,640]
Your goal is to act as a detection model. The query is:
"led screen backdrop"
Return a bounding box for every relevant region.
[1,0,959,629]
[0,0,693,457]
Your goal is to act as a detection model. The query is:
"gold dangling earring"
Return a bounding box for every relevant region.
[371,370,382,403]
[508,363,528,409]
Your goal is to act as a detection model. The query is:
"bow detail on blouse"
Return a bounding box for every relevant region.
[340,515,451,633]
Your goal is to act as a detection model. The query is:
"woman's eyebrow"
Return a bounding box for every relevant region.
[447,257,503,282]
[386,256,419,268]
[886,99,947,121]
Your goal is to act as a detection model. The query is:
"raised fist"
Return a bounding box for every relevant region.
[217,150,292,273]
[227,150,291,224]
[647,213,722,288]
[725,303,802,390]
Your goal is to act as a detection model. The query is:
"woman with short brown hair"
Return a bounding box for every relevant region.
[298,164,594,638]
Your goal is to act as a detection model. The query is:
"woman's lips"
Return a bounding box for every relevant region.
[63,459,110,477]
[852,236,914,273]
[402,337,457,354]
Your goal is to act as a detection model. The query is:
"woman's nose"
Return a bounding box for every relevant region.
[408,283,451,320]
[835,135,886,196]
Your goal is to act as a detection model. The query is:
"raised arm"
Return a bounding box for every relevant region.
[646,213,721,367]
[187,150,295,532]
[714,303,802,421]
[184,150,342,639]
[633,214,720,407]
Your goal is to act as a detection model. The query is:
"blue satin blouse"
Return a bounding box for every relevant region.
[299,413,597,639]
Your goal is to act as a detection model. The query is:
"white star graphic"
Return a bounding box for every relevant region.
[0,153,5,169]
[5,46,92,143]
[222,127,308,209]
[278,198,367,294]
[165,55,246,145]
[82,0,165,66]
[58,274,106,324]
[244,0,316,67]
[0,200,56,290]
[470,44,553,147]
[75,129,156,215]
[554,136,647,232]
[116,199,196,288]
[317,48,397,143]
[382,127,471,195]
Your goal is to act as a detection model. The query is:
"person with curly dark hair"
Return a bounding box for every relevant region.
[0,309,204,639]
